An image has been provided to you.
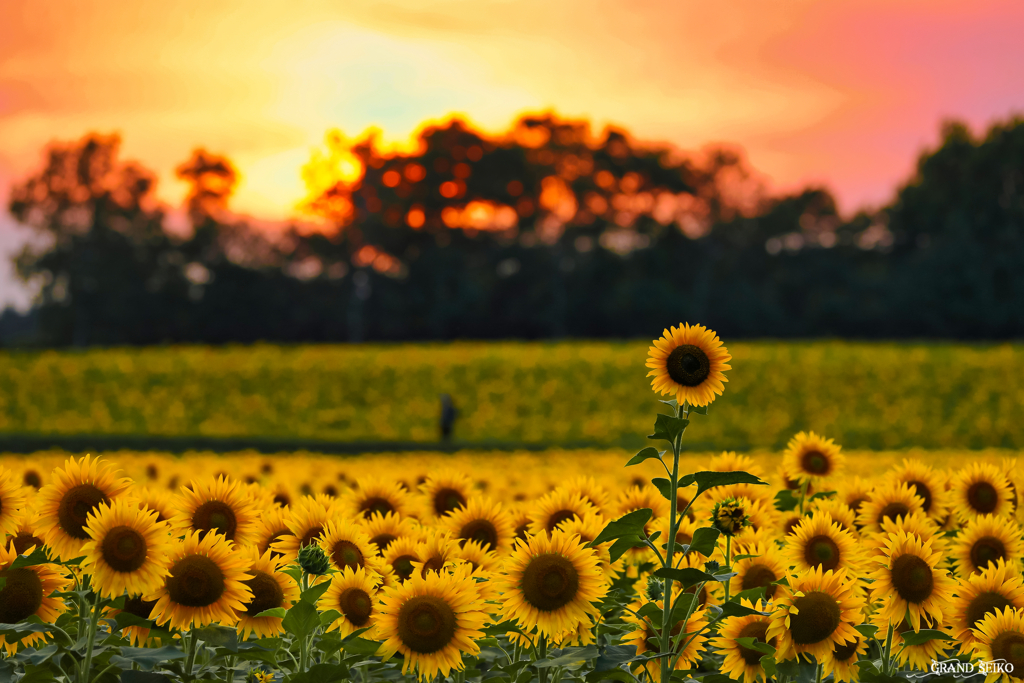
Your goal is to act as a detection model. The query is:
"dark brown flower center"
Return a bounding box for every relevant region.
[359,497,395,519]
[433,488,466,516]
[877,502,910,527]
[907,481,932,512]
[391,555,417,582]
[331,540,365,571]
[833,636,860,662]
[522,553,580,611]
[891,554,933,603]
[122,595,157,620]
[397,595,456,654]
[262,530,292,558]
[299,525,325,549]
[804,535,841,571]
[58,484,109,540]
[970,536,1007,572]
[990,631,1024,676]
[789,591,841,644]
[244,570,284,616]
[737,620,772,665]
[515,524,530,541]
[801,450,830,475]
[101,525,148,572]
[23,471,42,489]
[12,532,45,556]
[166,555,225,607]
[0,567,43,623]
[338,587,372,626]
[546,510,577,533]
[666,345,710,387]
[420,556,445,577]
[966,592,1013,630]
[370,534,397,555]
[460,520,499,551]
[741,564,778,599]
[191,500,238,541]
[968,482,1000,514]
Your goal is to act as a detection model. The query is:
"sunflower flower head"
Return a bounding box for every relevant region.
[712,498,750,537]
[646,323,731,408]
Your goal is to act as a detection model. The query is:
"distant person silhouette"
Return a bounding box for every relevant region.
[440,394,458,441]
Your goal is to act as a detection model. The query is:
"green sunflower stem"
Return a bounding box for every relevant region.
[660,401,688,683]
[798,478,810,515]
[814,661,823,683]
[882,621,895,676]
[723,535,731,602]
[183,630,199,683]
[538,635,549,683]
[80,592,102,683]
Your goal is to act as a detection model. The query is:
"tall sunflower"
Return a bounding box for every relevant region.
[236,547,299,640]
[971,607,1024,683]
[729,542,789,601]
[319,566,380,638]
[497,530,607,637]
[146,530,253,630]
[953,515,1023,577]
[0,465,26,538]
[781,431,845,485]
[375,568,488,681]
[0,541,71,655]
[786,511,863,576]
[766,566,865,662]
[856,481,925,535]
[442,496,514,555]
[951,462,1014,523]
[34,455,133,561]
[81,498,174,600]
[318,520,387,575]
[870,529,955,632]
[171,476,258,546]
[950,559,1024,656]
[710,599,775,683]
[646,323,731,408]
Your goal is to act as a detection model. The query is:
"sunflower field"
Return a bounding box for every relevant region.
[2,325,1024,683]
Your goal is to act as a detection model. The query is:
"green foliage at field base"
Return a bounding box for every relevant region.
[0,341,1020,450]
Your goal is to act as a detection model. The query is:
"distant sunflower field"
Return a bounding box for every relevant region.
[0,340,1022,449]
[1,326,1024,683]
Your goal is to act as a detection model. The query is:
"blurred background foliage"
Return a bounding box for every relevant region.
[4,113,1024,345]
[0,341,1020,450]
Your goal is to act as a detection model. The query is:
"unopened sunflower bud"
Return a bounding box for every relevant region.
[297,543,331,576]
[645,575,664,601]
[703,559,721,574]
[711,498,750,537]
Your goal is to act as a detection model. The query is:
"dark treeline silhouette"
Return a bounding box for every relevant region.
[5,114,1024,346]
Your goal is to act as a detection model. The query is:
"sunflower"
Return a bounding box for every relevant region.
[527,489,597,537]
[971,607,1024,683]
[346,477,415,520]
[786,511,863,576]
[34,455,133,561]
[442,496,514,556]
[822,632,868,683]
[171,476,258,546]
[384,536,425,583]
[709,452,765,479]
[950,559,1024,656]
[777,511,806,539]
[81,498,173,600]
[951,463,1014,523]
[710,599,775,683]
[236,547,299,640]
[857,481,925,535]
[623,597,709,682]
[498,529,607,637]
[729,542,789,601]
[836,477,874,529]
[646,323,731,407]
[414,531,461,578]
[559,477,612,516]
[419,470,474,519]
[870,529,955,632]
[561,514,621,581]
[0,466,26,538]
[0,541,71,655]
[359,511,420,556]
[146,530,253,630]
[509,506,532,545]
[810,497,859,535]
[318,520,387,576]
[319,566,380,638]
[272,497,334,561]
[782,431,845,485]
[133,486,176,524]
[766,566,864,662]
[892,459,950,523]
[375,567,488,681]
[864,511,943,563]
[6,510,46,555]
[953,515,1024,577]
[252,507,293,559]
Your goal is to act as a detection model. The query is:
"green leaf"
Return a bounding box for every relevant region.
[677,471,768,496]
[810,491,837,501]
[653,567,714,589]
[319,609,342,627]
[759,655,776,678]
[735,637,775,655]
[608,536,644,563]
[627,447,664,467]
[534,645,599,668]
[120,672,172,683]
[287,662,351,683]
[651,478,673,502]
[17,664,57,683]
[300,581,332,604]
[117,645,187,670]
[719,602,768,618]
[591,509,653,546]
[855,624,879,639]
[731,554,758,562]
[668,593,697,623]
[193,625,238,653]
[282,600,321,639]
[898,629,955,646]
[10,546,50,569]
[648,415,690,443]
[483,619,521,636]
[688,404,709,415]
[254,607,287,619]
[586,669,635,683]
[773,490,799,512]
[341,637,381,655]
[114,612,155,629]
[687,527,720,556]
[731,586,767,603]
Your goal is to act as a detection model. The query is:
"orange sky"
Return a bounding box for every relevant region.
[1,0,1023,303]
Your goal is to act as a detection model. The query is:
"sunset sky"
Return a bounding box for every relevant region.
[1,0,1023,307]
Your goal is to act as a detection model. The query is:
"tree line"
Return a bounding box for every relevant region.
[4,113,1024,345]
